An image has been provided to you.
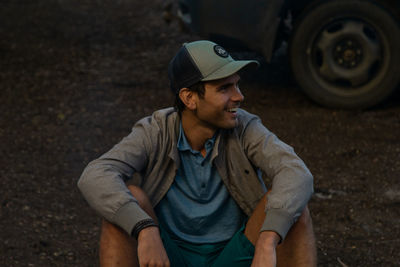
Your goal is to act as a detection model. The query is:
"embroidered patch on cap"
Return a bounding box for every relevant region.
[213,45,229,58]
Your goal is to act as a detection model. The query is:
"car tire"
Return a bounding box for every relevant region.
[289,0,400,108]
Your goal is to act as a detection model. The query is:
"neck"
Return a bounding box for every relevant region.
[180,110,216,152]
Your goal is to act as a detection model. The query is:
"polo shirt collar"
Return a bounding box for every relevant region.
[177,123,217,155]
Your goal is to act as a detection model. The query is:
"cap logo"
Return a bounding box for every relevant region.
[213,45,229,58]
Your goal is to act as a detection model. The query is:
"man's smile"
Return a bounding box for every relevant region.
[226,107,238,113]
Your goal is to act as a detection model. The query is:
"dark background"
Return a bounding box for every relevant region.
[1,0,399,266]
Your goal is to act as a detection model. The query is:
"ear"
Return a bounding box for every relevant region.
[179,88,197,110]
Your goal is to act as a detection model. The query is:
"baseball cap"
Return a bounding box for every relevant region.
[168,40,259,94]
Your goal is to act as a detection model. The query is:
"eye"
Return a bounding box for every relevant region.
[235,82,240,89]
[218,85,229,91]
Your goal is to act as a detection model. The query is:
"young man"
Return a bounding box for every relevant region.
[78,40,316,267]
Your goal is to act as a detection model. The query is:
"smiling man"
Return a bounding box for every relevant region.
[78,40,316,267]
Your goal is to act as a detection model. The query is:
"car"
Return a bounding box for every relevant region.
[168,0,400,109]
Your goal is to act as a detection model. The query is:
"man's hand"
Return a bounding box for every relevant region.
[137,226,170,267]
[251,231,280,267]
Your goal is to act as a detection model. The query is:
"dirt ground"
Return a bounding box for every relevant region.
[1,1,399,266]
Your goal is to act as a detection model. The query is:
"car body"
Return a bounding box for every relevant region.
[173,0,400,108]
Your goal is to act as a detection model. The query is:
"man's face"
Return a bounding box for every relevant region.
[194,73,244,130]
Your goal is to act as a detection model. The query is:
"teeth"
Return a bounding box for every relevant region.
[228,108,238,113]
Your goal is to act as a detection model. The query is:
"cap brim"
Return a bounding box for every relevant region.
[201,60,259,82]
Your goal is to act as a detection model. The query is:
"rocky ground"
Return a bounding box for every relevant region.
[0,1,399,266]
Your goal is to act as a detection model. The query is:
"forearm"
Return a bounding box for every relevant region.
[262,166,313,239]
[78,158,151,234]
[251,231,280,267]
[245,119,314,239]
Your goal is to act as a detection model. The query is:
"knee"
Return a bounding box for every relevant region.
[126,185,155,220]
[127,185,148,206]
[296,206,313,227]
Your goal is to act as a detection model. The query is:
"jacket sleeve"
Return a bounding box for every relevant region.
[77,117,154,236]
[243,118,314,241]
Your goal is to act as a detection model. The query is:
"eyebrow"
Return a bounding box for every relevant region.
[220,82,234,87]
[217,78,240,88]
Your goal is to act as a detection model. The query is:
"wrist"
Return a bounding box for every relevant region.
[131,218,159,240]
[258,231,280,247]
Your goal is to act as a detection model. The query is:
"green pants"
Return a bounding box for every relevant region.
[160,225,255,267]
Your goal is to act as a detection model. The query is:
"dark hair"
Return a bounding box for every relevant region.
[174,82,205,113]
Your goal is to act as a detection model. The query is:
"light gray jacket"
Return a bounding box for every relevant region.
[78,107,313,240]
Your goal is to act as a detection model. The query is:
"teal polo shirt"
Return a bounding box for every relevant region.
[155,123,246,244]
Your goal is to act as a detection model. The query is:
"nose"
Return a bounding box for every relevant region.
[232,86,244,102]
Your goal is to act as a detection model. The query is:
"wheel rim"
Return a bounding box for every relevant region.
[310,18,386,95]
